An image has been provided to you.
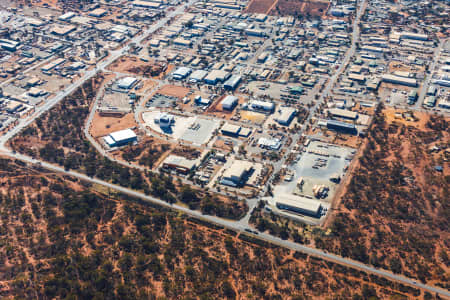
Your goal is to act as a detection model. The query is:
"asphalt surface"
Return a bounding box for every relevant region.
[0,0,449,297]
[0,0,196,148]
[0,149,448,298]
[415,40,444,108]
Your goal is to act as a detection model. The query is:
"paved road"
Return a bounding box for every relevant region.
[0,0,449,297]
[0,0,195,148]
[0,148,448,298]
[415,39,445,108]
[259,0,368,203]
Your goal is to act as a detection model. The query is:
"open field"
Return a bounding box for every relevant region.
[245,0,274,14]
[246,0,330,16]
[252,105,449,288]
[107,56,169,79]
[157,84,190,99]
[0,157,432,299]
[8,73,247,220]
[90,113,138,138]
[319,106,450,287]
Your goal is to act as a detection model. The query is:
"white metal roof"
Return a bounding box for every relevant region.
[275,107,296,123]
[109,129,136,142]
[221,95,238,106]
[249,100,275,110]
[276,194,322,214]
[163,155,197,169]
[221,122,240,134]
[222,160,253,179]
[190,69,208,81]
[173,67,191,77]
[117,77,137,89]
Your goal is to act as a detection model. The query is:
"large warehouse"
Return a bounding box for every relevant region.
[381,74,417,87]
[104,129,137,147]
[220,95,238,111]
[220,160,253,187]
[221,122,241,136]
[223,75,242,90]
[162,155,197,174]
[173,67,192,80]
[275,107,296,126]
[189,70,208,83]
[117,77,138,90]
[204,70,230,85]
[275,194,322,218]
[326,120,357,135]
[248,100,275,114]
[328,108,358,120]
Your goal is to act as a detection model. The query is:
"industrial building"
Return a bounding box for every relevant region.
[328,108,358,120]
[238,127,252,137]
[50,24,76,36]
[5,101,23,114]
[427,86,436,96]
[58,12,76,21]
[204,70,230,85]
[221,122,241,136]
[220,95,238,111]
[223,75,241,90]
[41,58,66,72]
[117,77,138,90]
[326,120,357,135]
[247,100,275,114]
[275,194,322,218]
[423,96,436,108]
[173,67,192,80]
[220,160,253,187]
[408,90,418,103]
[194,95,211,106]
[104,129,137,147]
[391,31,428,41]
[173,38,192,47]
[0,39,19,51]
[162,155,197,174]
[438,99,450,109]
[154,113,175,128]
[89,8,107,18]
[189,70,208,83]
[133,0,161,8]
[257,137,281,150]
[274,107,296,126]
[382,74,418,87]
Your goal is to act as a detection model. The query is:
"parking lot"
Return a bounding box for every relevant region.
[274,140,355,203]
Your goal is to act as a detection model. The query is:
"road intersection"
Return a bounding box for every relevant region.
[0,0,448,297]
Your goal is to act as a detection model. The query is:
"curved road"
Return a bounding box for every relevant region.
[0,149,447,298]
[0,0,449,297]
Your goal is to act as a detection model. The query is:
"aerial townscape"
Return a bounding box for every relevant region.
[0,0,448,298]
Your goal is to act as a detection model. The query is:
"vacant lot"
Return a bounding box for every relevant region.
[246,0,330,16]
[90,113,138,138]
[273,0,330,16]
[108,55,168,79]
[318,106,450,288]
[252,105,449,289]
[158,84,190,99]
[245,0,274,14]
[8,73,248,220]
[0,158,429,299]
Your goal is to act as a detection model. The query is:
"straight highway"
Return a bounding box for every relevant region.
[0,0,449,298]
[0,148,448,298]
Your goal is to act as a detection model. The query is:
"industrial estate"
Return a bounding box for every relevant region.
[0,0,448,298]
